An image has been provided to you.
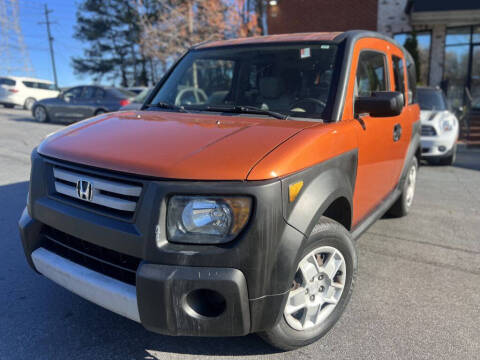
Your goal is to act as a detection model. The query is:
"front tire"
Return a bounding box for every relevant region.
[259,217,357,351]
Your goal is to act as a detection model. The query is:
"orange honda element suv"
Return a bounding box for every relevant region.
[19,31,420,350]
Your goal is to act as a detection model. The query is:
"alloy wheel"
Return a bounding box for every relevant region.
[405,164,417,207]
[34,107,47,122]
[284,246,346,331]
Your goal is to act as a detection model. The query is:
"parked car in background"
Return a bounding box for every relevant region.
[418,87,459,165]
[0,76,59,110]
[126,86,147,95]
[120,87,152,110]
[32,85,135,123]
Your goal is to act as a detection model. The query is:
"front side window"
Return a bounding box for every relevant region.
[149,43,340,119]
[63,87,83,100]
[355,51,388,97]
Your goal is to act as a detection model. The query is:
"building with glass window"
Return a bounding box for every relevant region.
[267,0,480,107]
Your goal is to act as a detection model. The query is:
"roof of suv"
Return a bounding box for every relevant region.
[195,32,344,49]
[0,76,53,83]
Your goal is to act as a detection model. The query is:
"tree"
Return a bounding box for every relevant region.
[73,0,150,86]
[403,32,420,83]
[137,0,260,67]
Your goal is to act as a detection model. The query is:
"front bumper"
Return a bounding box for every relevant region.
[421,131,458,158]
[19,151,305,336]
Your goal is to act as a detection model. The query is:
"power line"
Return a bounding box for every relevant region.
[38,4,58,88]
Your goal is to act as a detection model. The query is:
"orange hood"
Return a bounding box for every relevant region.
[38,111,315,180]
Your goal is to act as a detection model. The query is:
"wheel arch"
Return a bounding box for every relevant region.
[322,196,352,231]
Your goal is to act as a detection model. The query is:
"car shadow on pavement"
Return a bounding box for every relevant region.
[0,180,279,358]
[420,148,480,171]
[453,148,480,171]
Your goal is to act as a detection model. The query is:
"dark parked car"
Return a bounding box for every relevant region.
[32,85,135,123]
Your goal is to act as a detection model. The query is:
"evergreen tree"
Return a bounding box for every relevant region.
[73,0,150,86]
[403,32,421,83]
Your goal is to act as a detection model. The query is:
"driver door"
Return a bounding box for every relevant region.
[52,86,84,122]
[344,39,401,225]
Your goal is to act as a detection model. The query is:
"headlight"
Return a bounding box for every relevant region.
[167,196,252,244]
[441,118,454,132]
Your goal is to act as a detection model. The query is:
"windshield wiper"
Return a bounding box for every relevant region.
[202,105,289,120]
[143,102,188,113]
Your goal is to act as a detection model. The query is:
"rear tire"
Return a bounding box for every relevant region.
[259,217,357,351]
[24,97,36,110]
[33,105,49,123]
[388,156,418,217]
[95,109,106,116]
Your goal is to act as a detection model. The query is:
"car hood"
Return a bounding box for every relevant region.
[38,111,315,180]
[420,110,449,124]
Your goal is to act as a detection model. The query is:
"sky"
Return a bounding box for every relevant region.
[14,0,90,87]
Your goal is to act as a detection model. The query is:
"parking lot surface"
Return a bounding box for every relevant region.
[0,107,479,359]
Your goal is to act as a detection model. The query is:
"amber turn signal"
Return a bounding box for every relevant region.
[289,181,304,202]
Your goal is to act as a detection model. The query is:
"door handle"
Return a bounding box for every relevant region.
[393,123,402,142]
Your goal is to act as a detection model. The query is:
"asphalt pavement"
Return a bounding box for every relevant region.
[0,107,479,359]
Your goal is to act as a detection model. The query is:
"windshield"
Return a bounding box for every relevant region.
[417,89,447,111]
[149,43,340,119]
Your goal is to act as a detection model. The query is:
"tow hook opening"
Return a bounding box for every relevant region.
[183,289,226,319]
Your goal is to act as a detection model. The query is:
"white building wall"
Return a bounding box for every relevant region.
[377,0,411,36]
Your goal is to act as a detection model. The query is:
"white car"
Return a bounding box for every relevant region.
[0,76,59,110]
[418,87,459,165]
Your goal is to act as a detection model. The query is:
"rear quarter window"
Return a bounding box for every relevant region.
[0,78,16,86]
[405,56,417,104]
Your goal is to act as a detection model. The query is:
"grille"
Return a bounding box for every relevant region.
[421,125,437,136]
[41,226,141,285]
[52,166,142,216]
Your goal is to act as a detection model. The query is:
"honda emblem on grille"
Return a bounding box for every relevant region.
[76,180,93,201]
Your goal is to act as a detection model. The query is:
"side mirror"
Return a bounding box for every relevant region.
[355,91,404,117]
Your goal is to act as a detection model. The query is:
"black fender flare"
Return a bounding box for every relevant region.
[280,149,357,238]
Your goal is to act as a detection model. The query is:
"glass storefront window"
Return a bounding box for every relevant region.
[445,27,471,45]
[444,45,470,108]
[472,26,480,43]
[444,26,480,108]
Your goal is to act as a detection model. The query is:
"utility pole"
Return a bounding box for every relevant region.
[39,4,58,89]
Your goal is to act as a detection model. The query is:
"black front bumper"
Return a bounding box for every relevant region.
[19,151,306,336]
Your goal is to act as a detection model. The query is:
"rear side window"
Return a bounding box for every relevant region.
[37,82,56,90]
[355,51,388,97]
[94,87,105,99]
[0,78,16,86]
[23,81,36,88]
[392,56,406,95]
[405,56,416,104]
